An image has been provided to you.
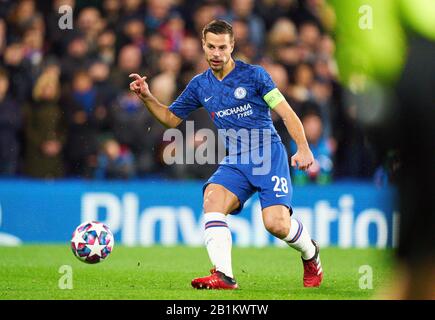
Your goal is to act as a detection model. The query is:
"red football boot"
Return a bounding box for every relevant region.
[191,268,238,290]
[302,240,323,287]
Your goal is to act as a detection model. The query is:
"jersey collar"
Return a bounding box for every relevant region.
[209,59,239,82]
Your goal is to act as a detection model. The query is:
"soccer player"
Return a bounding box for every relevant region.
[129,20,323,289]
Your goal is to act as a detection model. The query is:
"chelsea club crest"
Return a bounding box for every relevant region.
[234,87,247,99]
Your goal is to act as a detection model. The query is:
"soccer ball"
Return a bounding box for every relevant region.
[70,221,114,264]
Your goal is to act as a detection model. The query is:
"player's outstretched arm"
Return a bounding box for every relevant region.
[273,100,314,171]
[129,73,182,128]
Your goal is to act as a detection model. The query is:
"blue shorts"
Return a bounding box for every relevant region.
[203,142,293,215]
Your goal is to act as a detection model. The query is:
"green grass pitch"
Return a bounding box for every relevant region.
[0,245,394,300]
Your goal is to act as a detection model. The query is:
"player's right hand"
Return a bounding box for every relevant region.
[291,147,314,171]
[129,73,151,99]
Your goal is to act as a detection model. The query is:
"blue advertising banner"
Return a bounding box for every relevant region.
[0,180,398,248]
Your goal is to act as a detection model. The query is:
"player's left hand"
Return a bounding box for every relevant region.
[291,148,314,171]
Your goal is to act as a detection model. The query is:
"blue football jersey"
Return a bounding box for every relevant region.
[168,60,282,154]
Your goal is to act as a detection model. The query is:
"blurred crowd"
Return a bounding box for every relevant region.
[0,0,379,183]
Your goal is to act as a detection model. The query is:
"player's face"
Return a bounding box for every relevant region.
[202,32,234,72]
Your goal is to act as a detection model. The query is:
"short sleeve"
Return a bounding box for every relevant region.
[255,66,285,109]
[168,78,201,120]
[255,66,277,98]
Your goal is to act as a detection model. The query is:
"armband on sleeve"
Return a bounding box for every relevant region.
[263,88,285,109]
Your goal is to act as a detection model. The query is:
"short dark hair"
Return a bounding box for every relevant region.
[202,19,234,40]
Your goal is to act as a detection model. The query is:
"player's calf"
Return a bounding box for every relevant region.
[262,207,291,239]
[274,213,323,287]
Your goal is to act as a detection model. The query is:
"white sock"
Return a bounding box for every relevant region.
[283,218,316,260]
[204,212,234,278]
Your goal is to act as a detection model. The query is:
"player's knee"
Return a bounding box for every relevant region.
[263,212,290,238]
[203,184,238,214]
[203,193,219,212]
[265,222,289,239]
[203,186,224,212]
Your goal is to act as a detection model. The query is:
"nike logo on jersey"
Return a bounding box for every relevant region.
[275,194,287,198]
[204,96,213,102]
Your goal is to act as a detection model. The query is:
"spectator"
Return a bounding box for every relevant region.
[232,18,256,62]
[267,18,297,49]
[22,27,45,78]
[96,29,117,66]
[266,18,299,78]
[102,0,121,30]
[317,34,336,61]
[63,70,108,178]
[159,13,187,52]
[192,4,220,37]
[0,1,381,181]
[299,21,321,53]
[179,35,201,66]
[24,68,66,178]
[95,139,135,180]
[76,6,104,54]
[157,51,182,76]
[290,63,314,103]
[182,1,225,36]
[291,105,333,185]
[6,0,37,41]
[311,76,333,137]
[223,0,265,48]
[178,35,202,81]
[119,18,147,54]
[60,34,91,82]
[262,62,294,153]
[110,44,144,90]
[121,0,144,22]
[260,0,298,30]
[110,90,163,175]
[2,41,33,103]
[88,59,118,108]
[0,68,21,176]
[146,32,167,75]
[144,0,173,33]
